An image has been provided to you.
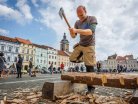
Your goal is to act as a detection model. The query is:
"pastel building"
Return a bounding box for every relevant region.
[16,37,35,70]
[47,46,58,68]
[57,50,70,69]
[101,54,138,70]
[0,35,20,66]
[33,44,48,69]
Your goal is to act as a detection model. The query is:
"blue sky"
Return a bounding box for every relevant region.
[0,0,138,60]
[0,0,56,47]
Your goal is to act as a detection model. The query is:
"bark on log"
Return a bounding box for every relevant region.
[61,72,138,89]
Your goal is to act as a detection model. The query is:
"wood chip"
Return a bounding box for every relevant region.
[120,76,125,85]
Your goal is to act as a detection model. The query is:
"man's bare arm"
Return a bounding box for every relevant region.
[74,28,93,35]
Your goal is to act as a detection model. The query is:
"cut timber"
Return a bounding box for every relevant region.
[42,80,73,100]
[42,80,87,100]
[61,72,138,89]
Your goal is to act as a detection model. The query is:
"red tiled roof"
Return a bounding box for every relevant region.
[116,56,126,61]
[41,45,57,50]
[33,44,48,49]
[58,50,69,56]
[0,35,18,43]
[125,55,133,60]
[108,54,117,59]
[15,37,32,44]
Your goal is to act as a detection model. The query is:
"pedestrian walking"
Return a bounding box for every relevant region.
[69,5,98,94]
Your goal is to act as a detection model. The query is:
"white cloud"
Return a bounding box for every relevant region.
[31,0,39,7]
[0,28,9,35]
[0,0,33,25]
[37,0,138,60]
[0,0,7,4]
[16,0,33,21]
[0,4,24,24]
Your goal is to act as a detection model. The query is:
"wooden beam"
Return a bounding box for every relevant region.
[61,72,138,89]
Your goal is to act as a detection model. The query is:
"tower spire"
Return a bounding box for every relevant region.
[60,33,69,52]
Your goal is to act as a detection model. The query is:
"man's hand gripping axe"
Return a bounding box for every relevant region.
[59,7,71,28]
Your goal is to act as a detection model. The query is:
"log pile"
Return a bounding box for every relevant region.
[0,88,42,104]
[0,86,133,104]
[61,72,138,89]
[55,93,130,104]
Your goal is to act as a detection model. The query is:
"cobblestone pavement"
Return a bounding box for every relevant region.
[0,73,135,104]
[0,73,61,100]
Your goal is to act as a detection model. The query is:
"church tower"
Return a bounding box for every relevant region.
[60,33,69,52]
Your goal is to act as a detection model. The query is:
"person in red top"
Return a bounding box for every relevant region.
[60,62,64,74]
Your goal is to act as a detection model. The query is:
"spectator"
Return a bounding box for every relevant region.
[49,62,53,74]
[80,65,84,72]
[0,52,7,78]
[16,54,23,78]
[60,62,64,74]
[96,61,101,73]
[29,60,33,76]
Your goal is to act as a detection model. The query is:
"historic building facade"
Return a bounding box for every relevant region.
[33,44,48,69]
[47,46,58,68]
[101,54,138,70]
[57,50,69,69]
[0,35,20,66]
[16,37,35,70]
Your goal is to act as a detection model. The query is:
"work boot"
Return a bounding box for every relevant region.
[86,86,95,94]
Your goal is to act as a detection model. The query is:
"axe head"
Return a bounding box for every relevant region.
[59,7,64,19]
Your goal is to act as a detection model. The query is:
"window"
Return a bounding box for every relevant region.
[55,62,56,65]
[26,56,29,61]
[14,57,17,62]
[1,45,5,51]
[30,57,33,61]
[41,54,43,57]
[49,61,50,64]
[27,49,29,54]
[7,56,10,62]
[22,56,24,60]
[22,49,24,53]
[8,46,12,52]
[49,55,51,59]
[55,56,56,59]
[31,50,33,54]
[15,48,19,53]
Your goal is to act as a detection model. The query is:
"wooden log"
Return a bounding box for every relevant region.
[61,72,138,89]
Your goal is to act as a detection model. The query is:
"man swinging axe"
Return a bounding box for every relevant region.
[59,7,83,61]
[59,5,98,94]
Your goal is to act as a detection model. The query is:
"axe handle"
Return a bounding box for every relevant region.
[62,13,71,28]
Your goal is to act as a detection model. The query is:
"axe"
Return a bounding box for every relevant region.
[59,7,71,28]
